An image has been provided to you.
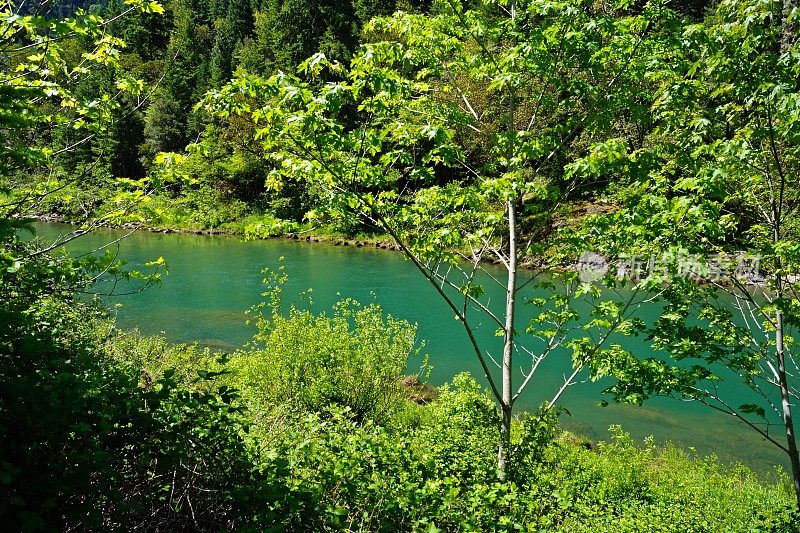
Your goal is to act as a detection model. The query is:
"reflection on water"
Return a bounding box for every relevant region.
[35,222,794,476]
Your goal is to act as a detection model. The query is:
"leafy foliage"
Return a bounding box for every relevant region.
[0,245,273,530]
[570,0,800,505]
[5,0,800,527]
[230,268,420,425]
[1,232,795,530]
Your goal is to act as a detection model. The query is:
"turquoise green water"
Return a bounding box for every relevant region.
[34,222,792,475]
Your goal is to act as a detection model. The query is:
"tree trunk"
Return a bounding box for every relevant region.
[781,0,797,53]
[498,1,518,477]
[498,198,517,481]
[773,208,800,506]
[776,315,800,507]
[775,291,800,506]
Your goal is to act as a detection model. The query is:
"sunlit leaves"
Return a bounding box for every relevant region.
[0,0,164,217]
[202,0,666,262]
[577,0,800,422]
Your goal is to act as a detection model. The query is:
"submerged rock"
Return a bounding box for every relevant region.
[400,375,438,405]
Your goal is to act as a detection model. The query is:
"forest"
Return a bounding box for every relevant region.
[3,0,800,530]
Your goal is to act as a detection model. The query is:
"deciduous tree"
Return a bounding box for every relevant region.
[203,0,670,478]
[578,0,800,507]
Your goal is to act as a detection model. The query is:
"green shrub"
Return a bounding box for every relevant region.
[232,298,419,426]
[410,373,501,483]
[0,244,285,531]
[543,427,799,532]
[253,383,530,532]
[103,329,223,388]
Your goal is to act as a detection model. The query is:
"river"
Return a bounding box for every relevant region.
[33,222,792,475]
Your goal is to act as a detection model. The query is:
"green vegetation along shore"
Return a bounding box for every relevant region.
[2,242,798,530]
[4,0,800,528]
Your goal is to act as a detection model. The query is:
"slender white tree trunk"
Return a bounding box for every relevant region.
[498,1,517,478]
[773,225,800,506]
[775,304,800,507]
[498,198,517,480]
[772,170,800,505]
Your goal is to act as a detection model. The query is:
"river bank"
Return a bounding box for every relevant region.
[33,212,548,268]
[34,211,771,285]
[32,221,793,475]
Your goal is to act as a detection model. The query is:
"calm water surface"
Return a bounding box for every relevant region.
[34,223,792,475]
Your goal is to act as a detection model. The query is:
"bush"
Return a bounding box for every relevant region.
[540,427,799,532]
[0,244,284,531]
[249,380,528,532]
[231,297,419,426]
[102,329,222,388]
